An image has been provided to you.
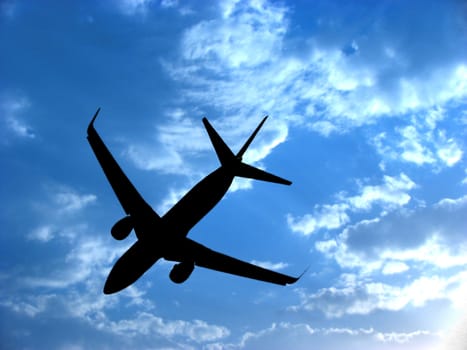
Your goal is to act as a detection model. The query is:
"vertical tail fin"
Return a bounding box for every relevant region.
[202,117,236,167]
[236,116,268,160]
[202,117,292,186]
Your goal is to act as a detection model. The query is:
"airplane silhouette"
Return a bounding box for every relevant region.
[87,108,300,294]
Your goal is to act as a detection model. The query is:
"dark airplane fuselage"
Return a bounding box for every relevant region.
[162,167,234,238]
[104,167,234,293]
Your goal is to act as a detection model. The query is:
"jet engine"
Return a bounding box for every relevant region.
[169,261,195,284]
[111,216,133,240]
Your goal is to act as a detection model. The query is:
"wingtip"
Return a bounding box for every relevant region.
[276,177,292,186]
[297,266,310,281]
[87,108,101,134]
[286,267,309,285]
[91,107,101,124]
[202,117,211,129]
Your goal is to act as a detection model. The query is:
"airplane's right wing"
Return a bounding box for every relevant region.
[177,239,300,285]
[87,109,159,223]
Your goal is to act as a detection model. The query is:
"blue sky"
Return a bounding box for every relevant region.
[1,0,466,349]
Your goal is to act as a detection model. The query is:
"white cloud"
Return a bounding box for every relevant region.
[381,261,409,275]
[27,185,98,244]
[287,204,350,236]
[107,312,230,342]
[287,173,415,236]
[250,260,289,270]
[148,0,465,216]
[207,321,439,350]
[54,190,97,214]
[39,185,97,215]
[315,195,467,272]
[156,185,191,214]
[124,113,215,177]
[23,235,127,289]
[28,186,97,242]
[436,132,463,167]
[397,125,436,165]
[125,110,289,217]
[182,0,287,69]
[125,144,187,175]
[160,0,177,9]
[0,294,56,318]
[8,225,233,346]
[293,271,467,318]
[117,0,154,16]
[441,313,467,350]
[229,177,253,192]
[166,0,467,138]
[304,196,467,330]
[346,173,415,211]
[28,225,55,242]
[1,94,35,139]
[373,107,463,169]
[374,330,433,344]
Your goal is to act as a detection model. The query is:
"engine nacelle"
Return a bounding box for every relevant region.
[169,261,195,284]
[111,216,133,240]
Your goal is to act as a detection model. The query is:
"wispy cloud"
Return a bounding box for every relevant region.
[0,294,56,318]
[160,0,178,9]
[106,312,230,342]
[373,107,463,169]
[381,261,409,275]
[124,109,289,214]
[53,190,97,214]
[155,185,191,215]
[124,111,209,177]
[287,204,350,236]
[287,173,415,236]
[1,93,35,139]
[0,0,17,19]
[23,235,126,289]
[315,195,467,272]
[250,260,289,271]
[165,0,467,135]
[292,271,467,319]
[27,185,97,242]
[117,0,154,16]
[27,225,56,242]
[206,321,439,350]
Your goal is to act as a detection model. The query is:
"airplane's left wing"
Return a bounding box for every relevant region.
[179,239,300,285]
[87,109,158,221]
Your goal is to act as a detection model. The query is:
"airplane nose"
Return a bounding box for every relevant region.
[103,272,121,294]
[102,241,162,294]
[103,283,114,294]
[103,260,133,294]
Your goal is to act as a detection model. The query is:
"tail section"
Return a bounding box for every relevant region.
[202,117,292,186]
[236,116,268,160]
[202,117,236,166]
[236,162,291,185]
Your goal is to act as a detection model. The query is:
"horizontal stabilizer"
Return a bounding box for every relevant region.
[237,163,292,185]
